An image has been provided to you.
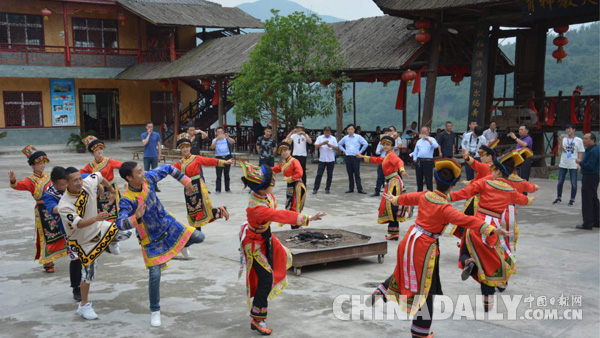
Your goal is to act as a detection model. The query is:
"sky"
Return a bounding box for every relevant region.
[210,0,384,20]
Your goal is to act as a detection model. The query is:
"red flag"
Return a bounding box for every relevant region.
[546,98,555,126]
[212,83,219,106]
[570,97,578,124]
[583,97,592,134]
[529,98,541,129]
[488,99,501,113]
[395,81,406,110]
[412,66,426,94]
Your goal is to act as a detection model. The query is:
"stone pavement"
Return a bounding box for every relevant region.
[0,144,598,338]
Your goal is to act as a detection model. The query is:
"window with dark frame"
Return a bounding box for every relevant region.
[0,13,43,46]
[72,18,118,49]
[150,91,174,125]
[3,91,43,127]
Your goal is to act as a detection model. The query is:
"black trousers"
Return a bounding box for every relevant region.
[69,259,82,288]
[374,165,384,193]
[519,157,532,182]
[415,159,434,192]
[313,161,334,192]
[295,155,307,185]
[251,230,274,321]
[582,174,600,228]
[258,157,275,167]
[344,155,363,192]
[215,155,232,192]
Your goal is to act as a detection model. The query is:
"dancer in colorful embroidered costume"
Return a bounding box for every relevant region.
[172,138,233,230]
[371,158,508,338]
[116,162,205,327]
[9,145,67,273]
[80,136,123,222]
[271,140,307,229]
[358,135,409,240]
[58,168,132,320]
[450,152,535,311]
[239,162,326,335]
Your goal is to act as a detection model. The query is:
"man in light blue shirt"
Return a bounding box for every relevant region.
[338,124,368,193]
[211,126,236,194]
[412,126,439,192]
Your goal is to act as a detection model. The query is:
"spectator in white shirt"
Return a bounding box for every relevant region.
[482,122,498,144]
[287,121,312,184]
[402,121,418,137]
[312,126,338,194]
[461,125,486,180]
[553,123,585,206]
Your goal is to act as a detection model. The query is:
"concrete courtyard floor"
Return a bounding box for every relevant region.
[0,143,598,338]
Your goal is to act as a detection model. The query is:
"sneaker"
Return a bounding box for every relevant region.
[325,190,330,194]
[215,191,221,195]
[250,319,272,335]
[568,200,575,206]
[552,198,561,205]
[73,286,82,302]
[312,190,318,194]
[151,311,161,327]
[77,302,98,320]
[107,242,120,255]
[181,247,190,259]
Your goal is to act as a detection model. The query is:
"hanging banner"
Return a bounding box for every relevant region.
[50,79,76,126]
[467,21,490,126]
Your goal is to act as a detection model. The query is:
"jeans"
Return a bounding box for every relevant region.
[415,159,434,192]
[215,155,232,192]
[144,157,159,190]
[313,161,334,192]
[557,168,578,200]
[295,155,307,184]
[344,155,363,192]
[374,165,384,193]
[581,174,599,228]
[148,229,205,312]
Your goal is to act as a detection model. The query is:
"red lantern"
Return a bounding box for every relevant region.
[554,26,569,34]
[40,8,51,20]
[553,36,568,47]
[118,12,127,25]
[200,79,211,89]
[416,32,431,44]
[158,79,169,88]
[415,18,431,32]
[552,48,568,63]
[451,73,464,86]
[401,69,417,86]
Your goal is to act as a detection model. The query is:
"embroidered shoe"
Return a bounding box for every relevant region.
[497,283,508,293]
[181,247,190,259]
[461,259,475,281]
[151,311,161,327]
[77,302,98,320]
[369,284,388,306]
[221,206,230,221]
[385,234,400,240]
[552,198,561,205]
[43,263,55,273]
[251,319,272,335]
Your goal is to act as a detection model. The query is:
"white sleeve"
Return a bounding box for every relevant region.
[577,139,585,153]
[85,172,104,190]
[58,200,82,230]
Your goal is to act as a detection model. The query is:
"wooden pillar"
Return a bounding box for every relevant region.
[468,21,491,128]
[137,16,142,63]
[172,79,179,148]
[62,2,70,66]
[402,81,407,131]
[217,77,224,127]
[271,107,278,142]
[352,81,356,126]
[421,21,442,128]
[335,84,344,143]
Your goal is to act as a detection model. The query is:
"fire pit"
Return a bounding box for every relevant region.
[273,228,387,276]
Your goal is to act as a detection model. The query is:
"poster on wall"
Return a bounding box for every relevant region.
[50,79,76,126]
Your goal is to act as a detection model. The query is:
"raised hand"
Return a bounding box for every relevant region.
[135,197,146,219]
[309,212,327,221]
[462,149,470,161]
[8,170,16,183]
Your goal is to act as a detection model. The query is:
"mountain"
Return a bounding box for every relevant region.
[237,0,345,23]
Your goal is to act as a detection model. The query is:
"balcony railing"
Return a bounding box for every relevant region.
[0,43,187,68]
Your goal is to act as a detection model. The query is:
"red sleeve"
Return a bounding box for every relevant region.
[272,162,283,174]
[80,164,93,174]
[292,159,303,181]
[390,154,404,170]
[394,191,425,206]
[513,180,537,194]
[109,158,123,169]
[442,204,487,230]
[172,161,182,170]
[368,156,385,165]
[10,178,35,193]
[250,206,310,226]
[470,159,489,174]
[511,191,531,206]
[450,179,484,202]
[197,156,221,167]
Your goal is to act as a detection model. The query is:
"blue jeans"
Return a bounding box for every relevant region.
[374,165,384,192]
[148,229,205,312]
[143,157,159,189]
[557,168,578,201]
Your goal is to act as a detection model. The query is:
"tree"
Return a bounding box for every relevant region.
[231,10,346,136]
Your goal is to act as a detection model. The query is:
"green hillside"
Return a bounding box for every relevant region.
[304,23,599,132]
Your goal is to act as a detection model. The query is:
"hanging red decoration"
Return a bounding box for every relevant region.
[553,36,568,47]
[158,79,169,88]
[414,17,431,32]
[451,73,464,86]
[118,12,127,25]
[415,32,431,44]
[365,75,376,83]
[552,48,568,63]
[401,69,417,86]
[554,26,569,34]
[200,79,211,89]
[40,8,52,20]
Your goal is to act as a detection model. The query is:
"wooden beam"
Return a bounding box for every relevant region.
[353,81,356,126]
[336,84,343,145]
[421,20,442,128]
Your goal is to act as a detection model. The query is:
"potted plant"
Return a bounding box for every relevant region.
[67,131,94,153]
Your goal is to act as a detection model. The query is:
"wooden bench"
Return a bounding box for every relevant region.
[132,151,142,160]
[231,152,250,166]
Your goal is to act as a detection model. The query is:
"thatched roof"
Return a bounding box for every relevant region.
[117,0,262,28]
[117,15,513,81]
